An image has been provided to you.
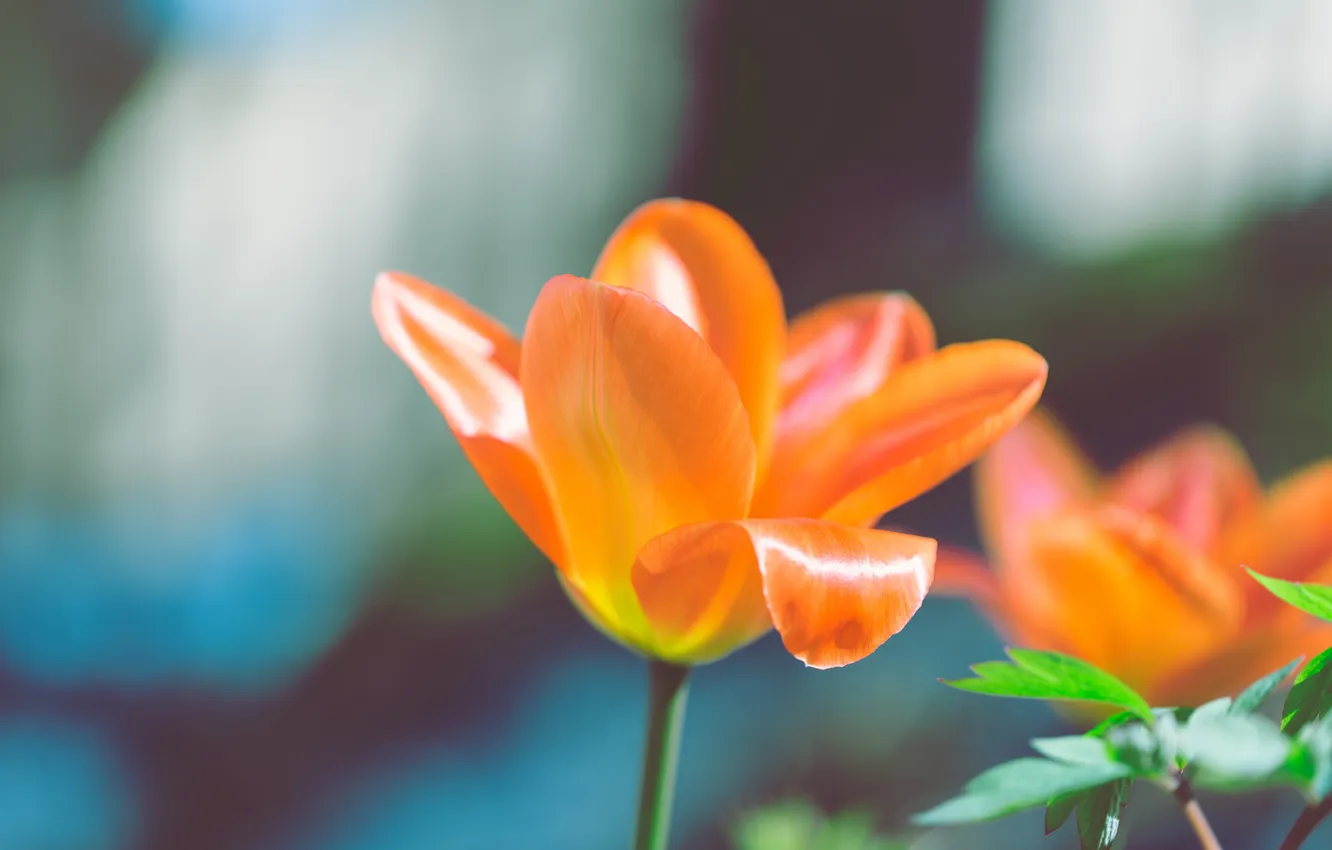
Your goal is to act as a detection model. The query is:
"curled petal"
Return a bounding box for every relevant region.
[754,340,1047,526]
[633,519,934,668]
[521,276,756,635]
[780,292,935,436]
[1108,425,1262,558]
[372,272,564,564]
[976,409,1098,578]
[1016,506,1244,697]
[592,199,785,470]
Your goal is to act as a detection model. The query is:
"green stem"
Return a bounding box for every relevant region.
[633,660,691,850]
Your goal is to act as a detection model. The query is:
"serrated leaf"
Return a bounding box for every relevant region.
[1248,570,1332,623]
[1233,657,1304,716]
[1077,779,1131,850]
[1045,791,1082,835]
[1284,648,1332,735]
[1032,735,1113,766]
[943,649,1152,720]
[913,758,1132,826]
[1179,712,1293,789]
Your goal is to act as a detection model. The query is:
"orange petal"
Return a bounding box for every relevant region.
[1016,506,1244,700]
[372,272,564,565]
[779,292,935,435]
[1107,425,1262,559]
[975,409,1098,578]
[1161,620,1332,707]
[633,519,934,668]
[521,275,756,637]
[631,522,772,663]
[753,340,1047,526]
[592,199,786,471]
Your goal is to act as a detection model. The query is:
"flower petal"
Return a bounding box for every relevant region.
[1161,620,1332,707]
[521,275,756,633]
[976,409,1099,577]
[633,519,934,668]
[372,272,564,564]
[592,199,785,470]
[780,292,935,435]
[1015,506,1244,697]
[631,522,772,664]
[753,340,1047,526]
[1107,425,1262,558]
[749,520,936,668]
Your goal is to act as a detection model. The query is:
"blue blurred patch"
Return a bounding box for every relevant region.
[128,0,364,48]
[0,492,364,691]
[0,716,137,849]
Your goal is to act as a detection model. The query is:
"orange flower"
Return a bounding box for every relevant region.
[373,199,1047,668]
[937,409,1332,704]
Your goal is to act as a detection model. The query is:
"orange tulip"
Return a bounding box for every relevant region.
[937,409,1332,704]
[373,199,1047,668]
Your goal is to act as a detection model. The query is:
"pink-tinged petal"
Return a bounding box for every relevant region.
[1108,425,1262,558]
[521,275,756,635]
[1015,506,1243,698]
[372,272,564,565]
[779,292,935,436]
[976,409,1098,582]
[592,199,786,472]
[754,340,1048,526]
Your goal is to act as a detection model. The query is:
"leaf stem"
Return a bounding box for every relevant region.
[633,660,691,850]
[1278,797,1332,850]
[1172,774,1223,850]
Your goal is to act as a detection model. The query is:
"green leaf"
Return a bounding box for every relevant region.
[1178,711,1294,789]
[1233,657,1304,715]
[1248,570,1332,623]
[1045,791,1082,835]
[1087,711,1138,738]
[1077,779,1131,850]
[1032,735,1113,766]
[913,758,1132,826]
[1284,648,1332,735]
[1298,718,1332,802]
[943,649,1153,720]
[1105,721,1168,777]
[732,799,909,850]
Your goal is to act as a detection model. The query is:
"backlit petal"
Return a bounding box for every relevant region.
[1108,425,1262,558]
[521,275,756,637]
[749,520,936,669]
[372,272,564,564]
[1016,506,1243,697]
[780,292,935,436]
[753,340,1047,526]
[592,199,785,470]
[976,409,1098,578]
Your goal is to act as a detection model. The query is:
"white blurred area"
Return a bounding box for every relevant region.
[0,0,685,527]
[979,0,1332,259]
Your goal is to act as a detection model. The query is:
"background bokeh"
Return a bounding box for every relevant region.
[2,1,1331,848]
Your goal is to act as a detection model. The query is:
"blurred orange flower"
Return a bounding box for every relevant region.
[373,199,1046,668]
[937,410,1332,705]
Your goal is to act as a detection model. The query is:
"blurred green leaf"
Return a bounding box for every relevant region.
[1178,711,1293,789]
[732,799,906,850]
[1045,791,1081,835]
[943,649,1152,720]
[1248,570,1332,623]
[913,758,1131,826]
[1105,722,1167,777]
[1284,648,1332,734]
[1077,779,1131,850]
[1298,718,1332,801]
[1032,735,1113,766]
[1233,658,1304,716]
[1086,711,1138,738]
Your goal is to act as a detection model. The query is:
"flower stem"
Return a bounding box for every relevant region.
[1278,797,1332,850]
[633,660,691,850]
[1172,774,1223,850]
